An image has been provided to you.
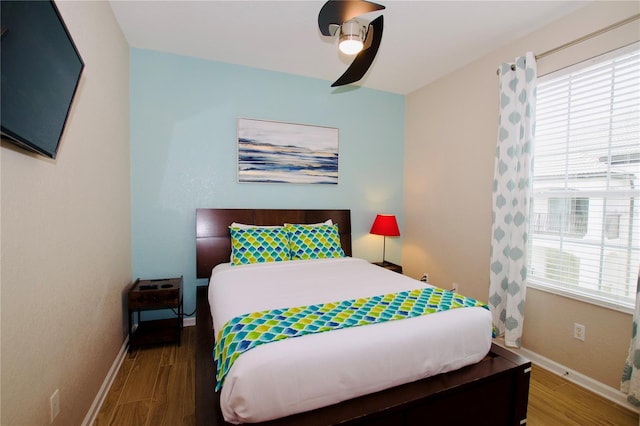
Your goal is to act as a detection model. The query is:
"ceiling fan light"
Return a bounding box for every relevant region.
[338,20,364,55]
[339,38,363,55]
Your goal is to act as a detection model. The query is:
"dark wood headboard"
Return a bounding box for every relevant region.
[195,208,352,279]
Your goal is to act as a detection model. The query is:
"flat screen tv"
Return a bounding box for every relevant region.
[1,0,84,159]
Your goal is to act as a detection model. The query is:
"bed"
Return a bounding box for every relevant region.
[195,208,531,426]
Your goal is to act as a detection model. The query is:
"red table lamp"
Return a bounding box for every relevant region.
[369,214,400,264]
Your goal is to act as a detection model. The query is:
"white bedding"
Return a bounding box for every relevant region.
[208,257,492,424]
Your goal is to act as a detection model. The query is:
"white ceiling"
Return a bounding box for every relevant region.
[109,0,590,94]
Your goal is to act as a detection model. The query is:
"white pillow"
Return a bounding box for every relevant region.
[230,222,281,229]
[232,219,332,229]
[284,219,333,227]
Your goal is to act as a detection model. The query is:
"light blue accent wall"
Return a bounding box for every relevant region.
[130,48,405,317]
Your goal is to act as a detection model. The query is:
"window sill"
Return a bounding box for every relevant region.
[527,280,634,315]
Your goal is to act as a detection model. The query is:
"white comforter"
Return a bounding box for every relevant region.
[208,257,492,424]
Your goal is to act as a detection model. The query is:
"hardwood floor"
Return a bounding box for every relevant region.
[94,326,196,426]
[95,326,639,425]
[527,367,638,426]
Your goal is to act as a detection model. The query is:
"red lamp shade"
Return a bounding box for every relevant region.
[370,214,400,237]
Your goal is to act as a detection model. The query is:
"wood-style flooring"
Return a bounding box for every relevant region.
[94,326,196,426]
[527,366,638,426]
[95,326,639,425]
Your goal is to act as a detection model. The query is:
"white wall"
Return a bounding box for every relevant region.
[0,1,131,424]
[403,1,639,388]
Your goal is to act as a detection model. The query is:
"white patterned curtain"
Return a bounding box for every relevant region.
[488,52,537,348]
[621,270,640,406]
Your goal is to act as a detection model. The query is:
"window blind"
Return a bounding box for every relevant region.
[529,43,640,310]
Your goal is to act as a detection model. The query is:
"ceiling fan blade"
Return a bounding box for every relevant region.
[318,0,385,36]
[331,15,383,87]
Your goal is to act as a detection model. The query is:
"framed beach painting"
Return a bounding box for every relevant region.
[238,118,339,184]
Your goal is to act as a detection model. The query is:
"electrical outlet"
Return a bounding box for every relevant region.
[452,282,459,292]
[573,323,585,341]
[50,389,60,423]
[420,273,429,282]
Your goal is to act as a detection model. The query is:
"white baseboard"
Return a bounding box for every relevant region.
[81,336,129,426]
[494,340,640,414]
[82,319,196,425]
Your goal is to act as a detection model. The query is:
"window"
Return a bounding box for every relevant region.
[529,43,640,311]
[535,196,589,236]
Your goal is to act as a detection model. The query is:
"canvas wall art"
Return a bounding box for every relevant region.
[238,118,339,184]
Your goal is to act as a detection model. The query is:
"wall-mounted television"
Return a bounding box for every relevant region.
[1,0,84,159]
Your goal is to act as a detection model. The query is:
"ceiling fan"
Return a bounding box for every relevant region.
[318,0,385,87]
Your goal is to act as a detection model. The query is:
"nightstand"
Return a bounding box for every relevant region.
[128,276,183,352]
[373,261,403,274]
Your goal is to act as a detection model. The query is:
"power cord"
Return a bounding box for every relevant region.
[170,307,196,317]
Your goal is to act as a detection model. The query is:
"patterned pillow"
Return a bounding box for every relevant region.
[285,223,345,260]
[229,226,290,266]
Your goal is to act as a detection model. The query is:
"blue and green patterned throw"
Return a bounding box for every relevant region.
[214,287,489,390]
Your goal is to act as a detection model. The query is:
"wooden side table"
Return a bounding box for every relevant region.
[373,261,403,274]
[128,276,183,352]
